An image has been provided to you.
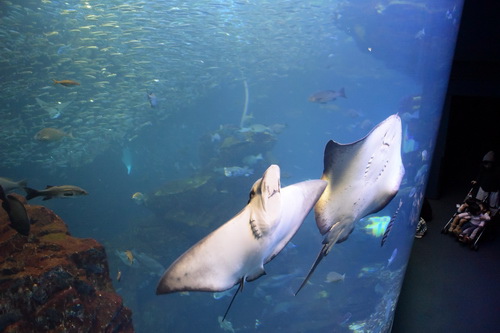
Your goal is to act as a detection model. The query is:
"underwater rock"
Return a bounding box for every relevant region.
[0,194,134,332]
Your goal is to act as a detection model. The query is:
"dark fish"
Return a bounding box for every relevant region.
[308,87,346,103]
[0,177,27,193]
[147,91,158,108]
[53,79,80,87]
[25,185,88,201]
[381,199,403,247]
[34,128,73,142]
[0,185,30,236]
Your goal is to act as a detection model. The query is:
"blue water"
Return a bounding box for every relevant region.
[0,0,463,332]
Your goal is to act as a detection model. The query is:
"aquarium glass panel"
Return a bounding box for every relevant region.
[0,0,463,332]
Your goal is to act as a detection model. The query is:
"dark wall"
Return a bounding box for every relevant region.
[443,96,500,187]
[432,0,500,196]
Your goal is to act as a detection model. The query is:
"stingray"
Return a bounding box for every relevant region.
[36,97,72,119]
[156,164,326,319]
[296,114,405,294]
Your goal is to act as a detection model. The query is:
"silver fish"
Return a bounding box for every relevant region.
[0,177,27,193]
[25,185,88,200]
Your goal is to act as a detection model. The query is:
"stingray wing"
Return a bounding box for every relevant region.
[156,165,290,294]
[264,179,326,263]
[156,207,261,293]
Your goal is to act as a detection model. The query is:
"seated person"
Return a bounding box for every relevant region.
[448,198,477,235]
[458,203,491,243]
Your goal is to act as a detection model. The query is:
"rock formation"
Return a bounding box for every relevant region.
[0,194,134,332]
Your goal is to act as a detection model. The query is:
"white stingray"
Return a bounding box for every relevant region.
[296,114,405,294]
[156,164,326,318]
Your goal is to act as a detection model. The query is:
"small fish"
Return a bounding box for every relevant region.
[116,271,122,281]
[308,87,346,103]
[381,199,403,247]
[223,166,253,177]
[421,149,428,161]
[324,271,345,283]
[147,91,158,108]
[0,186,30,236]
[387,248,398,267]
[357,264,384,278]
[132,192,146,205]
[115,250,138,267]
[0,177,27,193]
[133,251,165,276]
[125,250,134,265]
[211,133,221,143]
[414,28,425,39]
[254,269,301,297]
[242,153,263,166]
[34,128,73,142]
[364,216,390,237]
[315,290,329,299]
[24,185,88,200]
[53,79,80,87]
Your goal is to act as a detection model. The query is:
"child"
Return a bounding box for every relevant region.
[458,203,490,243]
[448,198,477,235]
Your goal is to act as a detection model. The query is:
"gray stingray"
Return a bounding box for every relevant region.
[296,114,404,294]
[156,164,326,318]
[36,97,72,119]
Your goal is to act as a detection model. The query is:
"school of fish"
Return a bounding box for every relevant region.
[0,0,338,171]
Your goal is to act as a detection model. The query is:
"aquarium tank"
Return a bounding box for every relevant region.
[0,0,464,332]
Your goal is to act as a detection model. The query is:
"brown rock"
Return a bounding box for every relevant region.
[0,195,134,332]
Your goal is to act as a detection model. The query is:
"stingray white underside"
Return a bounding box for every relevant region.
[156,165,326,294]
[315,114,405,249]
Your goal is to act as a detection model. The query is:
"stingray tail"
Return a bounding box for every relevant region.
[222,280,244,321]
[295,244,328,295]
[296,230,341,295]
